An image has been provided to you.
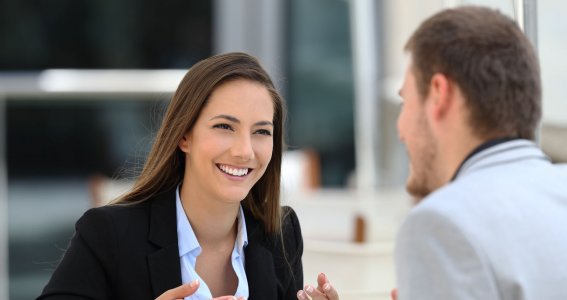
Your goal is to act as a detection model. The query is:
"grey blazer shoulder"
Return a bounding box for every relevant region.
[37,189,303,300]
[395,140,567,300]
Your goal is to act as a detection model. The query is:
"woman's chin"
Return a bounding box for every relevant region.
[218,191,250,204]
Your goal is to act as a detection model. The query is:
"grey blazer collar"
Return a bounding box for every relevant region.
[455,139,550,179]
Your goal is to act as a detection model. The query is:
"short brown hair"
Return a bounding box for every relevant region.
[405,6,541,140]
[115,52,287,234]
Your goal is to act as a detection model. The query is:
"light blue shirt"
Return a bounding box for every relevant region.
[176,186,249,300]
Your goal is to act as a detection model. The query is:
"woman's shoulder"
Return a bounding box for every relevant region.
[72,201,158,252]
[242,205,302,243]
[76,200,153,233]
[280,206,301,232]
[81,188,176,223]
[87,200,149,217]
[263,206,303,258]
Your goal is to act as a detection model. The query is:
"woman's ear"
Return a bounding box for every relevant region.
[178,133,192,153]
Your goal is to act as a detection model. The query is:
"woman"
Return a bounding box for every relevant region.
[38,52,303,300]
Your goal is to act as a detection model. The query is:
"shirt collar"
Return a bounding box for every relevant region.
[176,186,200,257]
[236,205,249,257]
[175,185,248,257]
[450,137,519,181]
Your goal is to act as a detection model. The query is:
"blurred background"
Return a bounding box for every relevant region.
[0,0,565,299]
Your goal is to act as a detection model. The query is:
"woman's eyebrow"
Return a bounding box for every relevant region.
[210,114,239,123]
[210,114,273,126]
[254,121,273,127]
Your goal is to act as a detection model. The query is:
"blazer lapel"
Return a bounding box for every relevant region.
[244,209,278,299]
[147,190,183,298]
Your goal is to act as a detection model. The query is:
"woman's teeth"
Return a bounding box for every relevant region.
[218,164,249,177]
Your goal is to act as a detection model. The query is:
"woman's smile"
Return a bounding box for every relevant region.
[217,163,253,178]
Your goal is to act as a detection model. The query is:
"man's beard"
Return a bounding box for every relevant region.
[405,124,437,202]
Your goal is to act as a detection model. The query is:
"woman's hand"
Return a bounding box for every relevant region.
[297,273,339,300]
[156,279,245,300]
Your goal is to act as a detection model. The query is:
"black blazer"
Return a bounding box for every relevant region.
[37,189,303,300]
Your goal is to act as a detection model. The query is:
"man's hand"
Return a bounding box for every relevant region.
[391,288,397,300]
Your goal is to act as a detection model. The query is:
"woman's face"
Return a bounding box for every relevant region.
[179,79,274,204]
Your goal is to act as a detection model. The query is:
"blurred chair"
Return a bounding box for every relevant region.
[303,240,395,300]
[281,149,321,194]
[288,189,411,300]
[88,175,134,207]
[541,123,567,162]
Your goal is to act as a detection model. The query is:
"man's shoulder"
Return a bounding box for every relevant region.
[402,174,512,238]
[404,160,567,241]
[412,180,485,219]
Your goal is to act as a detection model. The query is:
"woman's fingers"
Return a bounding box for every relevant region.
[156,280,246,300]
[298,284,328,300]
[297,272,339,300]
[316,273,339,300]
[155,279,199,300]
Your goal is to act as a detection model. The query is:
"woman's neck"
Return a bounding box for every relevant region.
[179,184,240,248]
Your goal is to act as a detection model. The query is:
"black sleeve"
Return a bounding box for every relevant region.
[281,206,304,300]
[37,207,118,300]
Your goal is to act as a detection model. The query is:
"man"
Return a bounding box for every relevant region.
[298,5,567,300]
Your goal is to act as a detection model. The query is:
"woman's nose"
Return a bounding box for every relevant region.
[231,134,254,161]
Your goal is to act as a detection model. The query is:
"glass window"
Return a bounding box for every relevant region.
[0,0,212,69]
[287,0,355,187]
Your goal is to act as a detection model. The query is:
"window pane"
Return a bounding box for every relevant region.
[0,0,212,69]
[287,0,355,186]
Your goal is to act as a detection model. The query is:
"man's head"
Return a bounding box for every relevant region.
[405,6,541,140]
[398,6,541,199]
[398,58,439,199]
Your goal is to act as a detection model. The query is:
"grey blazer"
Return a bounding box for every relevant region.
[396,139,567,300]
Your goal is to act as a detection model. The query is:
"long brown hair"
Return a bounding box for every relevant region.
[114,52,286,234]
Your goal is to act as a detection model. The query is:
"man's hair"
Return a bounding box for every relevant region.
[405,6,541,140]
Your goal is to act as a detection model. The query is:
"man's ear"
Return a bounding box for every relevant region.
[179,133,191,153]
[428,73,452,121]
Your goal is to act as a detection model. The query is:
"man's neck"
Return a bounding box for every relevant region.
[437,135,485,185]
[449,136,520,181]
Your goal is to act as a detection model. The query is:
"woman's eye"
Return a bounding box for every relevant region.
[255,129,272,136]
[213,123,233,131]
